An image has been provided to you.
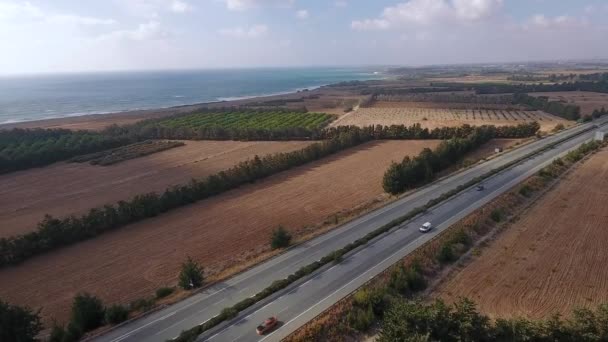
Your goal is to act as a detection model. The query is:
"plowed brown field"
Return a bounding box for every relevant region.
[0,140,441,325]
[435,148,608,319]
[0,140,311,238]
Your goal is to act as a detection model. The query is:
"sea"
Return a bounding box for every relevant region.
[0,67,383,124]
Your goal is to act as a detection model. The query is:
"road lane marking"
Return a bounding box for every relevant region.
[110,311,177,342]
[259,234,427,342]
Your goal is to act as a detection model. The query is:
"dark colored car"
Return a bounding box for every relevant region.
[476,184,485,191]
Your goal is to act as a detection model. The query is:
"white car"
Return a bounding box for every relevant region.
[419,222,432,233]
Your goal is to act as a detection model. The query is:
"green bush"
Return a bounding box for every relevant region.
[105,304,129,325]
[347,305,375,332]
[437,244,456,264]
[0,300,42,342]
[62,322,84,342]
[129,297,155,312]
[49,323,66,342]
[490,209,503,222]
[220,307,238,320]
[178,256,204,290]
[519,185,532,197]
[450,230,472,246]
[404,266,427,292]
[270,226,292,249]
[155,287,175,299]
[70,293,105,333]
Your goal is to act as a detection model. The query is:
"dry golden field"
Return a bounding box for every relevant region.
[435,148,608,319]
[0,140,440,325]
[0,140,311,238]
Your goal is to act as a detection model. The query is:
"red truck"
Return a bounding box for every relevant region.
[256,316,278,335]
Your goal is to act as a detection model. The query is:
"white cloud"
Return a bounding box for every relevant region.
[525,14,586,30]
[0,1,115,26]
[119,0,192,17]
[352,0,502,30]
[98,21,169,42]
[218,24,268,38]
[223,0,294,11]
[296,9,308,19]
[169,0,191,13]
[334,0,348,8]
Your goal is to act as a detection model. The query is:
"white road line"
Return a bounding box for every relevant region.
[259,234,426,342]
[110,311,177,342]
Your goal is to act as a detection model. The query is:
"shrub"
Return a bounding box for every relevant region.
[519,185,532,197]
[156,287,175,299]
[49,323,66,342]
[404,266,427,292]
[437,244,456,264]
[450,230,472,246]
[105,304,129,325]
[0,300,42,342]
[220,307,238,320]
[70,293,105,333]
[62,322,83,342]
[347,305,375,332]
[129,297,155,312]
[552,123,565,132]
[178,256,204,290]
[270,226,292,249]
[490,209,503,222]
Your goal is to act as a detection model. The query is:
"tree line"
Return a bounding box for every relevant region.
[473,79,608,94]
[0,131,371,268]
[0,128,134,174]
[0,123,540,268]
[513,93,581,121]
[321,122,540,141]
[382,125,511,195]
[379,298,608,342]
[0,120,540,175]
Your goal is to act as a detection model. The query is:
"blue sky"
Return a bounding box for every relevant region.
[0,0,607,74]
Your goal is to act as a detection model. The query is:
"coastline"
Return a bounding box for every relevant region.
[0,85,350,131]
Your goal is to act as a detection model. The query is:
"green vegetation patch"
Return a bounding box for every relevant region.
[70,140,185,166]
[157,110,334,131]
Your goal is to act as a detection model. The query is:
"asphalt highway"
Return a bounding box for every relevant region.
[93,118,607,342]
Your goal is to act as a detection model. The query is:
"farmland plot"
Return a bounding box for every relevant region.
[157,110,334,130]
[0,140,311,238]
[332,106,569,132]
[435,148,608,319]
[0,140,441,325]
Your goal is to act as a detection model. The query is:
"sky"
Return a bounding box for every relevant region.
[0,0,607,74]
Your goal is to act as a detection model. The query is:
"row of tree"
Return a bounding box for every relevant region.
[382,125,503,195]
[321,122,540,141]
[374,93,515,105]
[0,123,540,268]
[379,298,608,342]
[473,79,608,94]
[513,93,581,121]
[0,131,371,268]
[0,128,134,174]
